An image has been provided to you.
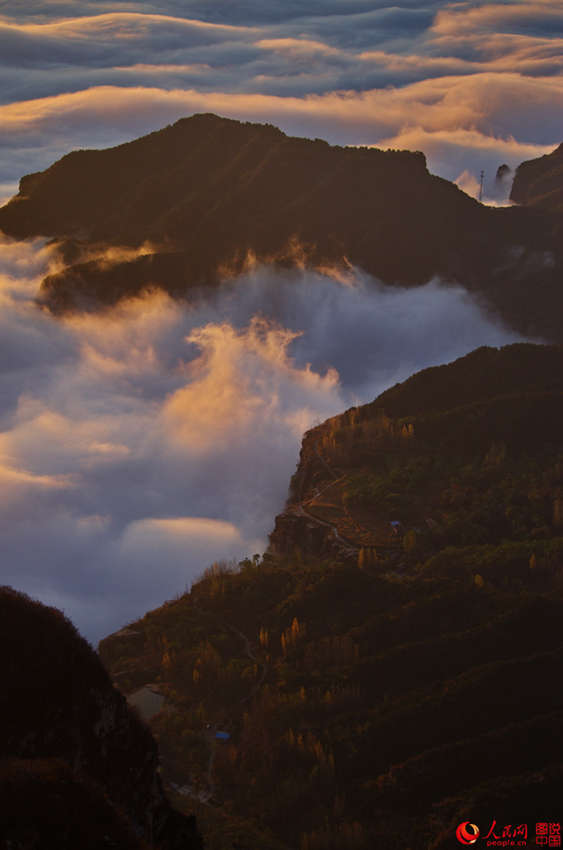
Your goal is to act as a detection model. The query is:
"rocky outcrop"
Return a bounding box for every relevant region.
[269,343,563,562]
[268,507,355,562]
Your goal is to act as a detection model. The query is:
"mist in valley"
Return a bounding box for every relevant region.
[0,237,528,640]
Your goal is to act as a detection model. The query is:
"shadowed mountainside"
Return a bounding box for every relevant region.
[0,114,561,340]
[0,587,202,850]
[100,342,563,849]
[270,343,563,561]
[511,142,563,214]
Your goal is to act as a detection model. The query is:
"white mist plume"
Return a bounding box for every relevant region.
[0,239,524,641]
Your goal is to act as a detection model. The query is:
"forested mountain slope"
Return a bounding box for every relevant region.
[100,343,563,850]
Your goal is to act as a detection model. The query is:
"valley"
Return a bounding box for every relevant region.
[2,1,563,847]
[2,113,563,850]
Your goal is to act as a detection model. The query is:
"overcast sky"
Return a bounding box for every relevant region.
[0,1,559,641]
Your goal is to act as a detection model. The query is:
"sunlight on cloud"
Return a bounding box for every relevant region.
[455,169,482,200]
[375,126,555,186]
[0,237,526,640]
[1,74,560,145]
[0,0,560,194]
[0,0,559,644]
[163,318,340,452]
[255,38,343,57]
[0,458,73,492]
[118,516,259,565]
[0,12,253,37]
[431,2,563,37]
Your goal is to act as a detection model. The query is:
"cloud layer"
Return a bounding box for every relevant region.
[0,0,559,639]
[0,239,524,641]
[0,0,561,195]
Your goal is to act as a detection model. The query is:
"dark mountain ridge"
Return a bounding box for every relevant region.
[511,141,563,214]
[1,113,561,341]
[271,343,563,561]
[100,342,563,849]
[0,586,202,850]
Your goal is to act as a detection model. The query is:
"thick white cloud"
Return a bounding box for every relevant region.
[0,239,525,640]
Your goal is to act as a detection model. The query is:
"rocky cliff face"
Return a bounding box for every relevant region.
[0,113,561,341]
[0,586,202,850]
[269,343,563,561]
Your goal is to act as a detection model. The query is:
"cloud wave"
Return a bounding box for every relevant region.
[0,0,561,192]
[0,0,559,639]
[0,238,525,640]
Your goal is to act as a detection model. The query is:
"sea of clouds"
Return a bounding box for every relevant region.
[0,0,561,201]
[0,0,560,639]
[0,237,524,640]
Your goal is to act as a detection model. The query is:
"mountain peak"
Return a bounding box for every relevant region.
[0,116,562,342]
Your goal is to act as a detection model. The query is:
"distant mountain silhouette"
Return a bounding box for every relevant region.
[0,114,561,340]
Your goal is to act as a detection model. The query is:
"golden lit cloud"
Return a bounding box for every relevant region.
[255,38,343,57]
[360,36,563,75]
[0,0,559,644]
[0,236,524,639]
[0,458,73,491]
[112,62,212,74]
[163,317,340,451]
[121,516,246,547]
[432,1,563,37]
[0,12,254,38]
[1,75,561,146]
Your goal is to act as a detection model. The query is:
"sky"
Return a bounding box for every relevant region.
[0,0,560,640]
[0,0,561,200]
